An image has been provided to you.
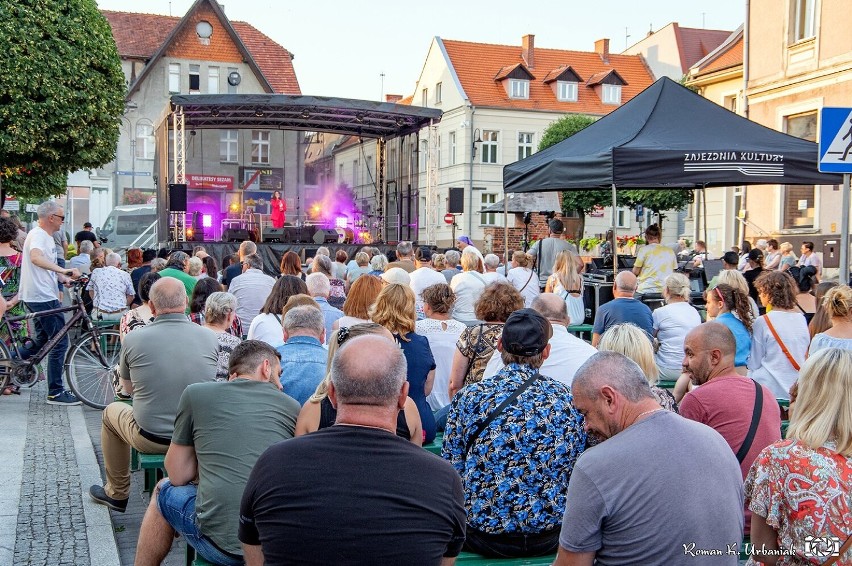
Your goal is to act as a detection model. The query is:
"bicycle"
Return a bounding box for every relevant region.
[0,278,122,409]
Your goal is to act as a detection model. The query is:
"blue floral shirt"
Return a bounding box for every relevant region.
[442,363,586,534]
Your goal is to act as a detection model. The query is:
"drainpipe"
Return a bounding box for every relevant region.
[467,104,476,236]
[742,0,751,241]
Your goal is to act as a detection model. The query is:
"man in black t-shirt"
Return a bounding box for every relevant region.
[239,334,466,565]
[75,222,98,249]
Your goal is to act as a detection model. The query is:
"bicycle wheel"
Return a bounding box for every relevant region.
[65,329,122,409]
[0,340,12,392]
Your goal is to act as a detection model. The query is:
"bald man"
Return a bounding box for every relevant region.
[591,271,653,347]
[239,335,466,565]
[679,322,780,536]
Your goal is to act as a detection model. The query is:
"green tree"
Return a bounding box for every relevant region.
[0,0,126,204]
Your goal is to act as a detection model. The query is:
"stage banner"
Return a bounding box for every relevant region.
[187,174,234,190]
[239,167,284,191]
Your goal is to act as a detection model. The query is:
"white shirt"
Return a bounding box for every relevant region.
[482,324,597,387]
[21,226,59,303]
[450,271,486,323]
[86,265,134,312]
[227,268,276,330]
[748,311,810,399]
[481,271,507,285]
[247,312,284,348]
[409,267,447,316]
[416,318,466,410]
[506,266,540,308]
[652,302,702,370]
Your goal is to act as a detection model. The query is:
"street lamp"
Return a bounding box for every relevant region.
[471,128,483,159]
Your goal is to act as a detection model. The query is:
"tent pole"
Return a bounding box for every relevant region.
[612,183,618,279]
[504,193,509,267]
[702,184,708,255]
[841,174,851,285]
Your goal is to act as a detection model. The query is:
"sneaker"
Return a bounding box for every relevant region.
[89,485,128,512]
[46,391,83,406]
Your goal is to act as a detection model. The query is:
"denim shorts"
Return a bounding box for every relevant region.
[157,480,243,566]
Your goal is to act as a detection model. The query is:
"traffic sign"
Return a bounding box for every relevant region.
[444,213,455,224]
[819,107,852,173]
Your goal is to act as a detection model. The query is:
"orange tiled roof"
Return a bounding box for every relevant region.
[441,39,654,113]
[101,9,299,95]
[674,26,733,73]
[694,36,743,77]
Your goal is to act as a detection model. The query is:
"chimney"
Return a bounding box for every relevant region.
[522,34,535,69]
[594,38,610,63]
[385,94,403,103]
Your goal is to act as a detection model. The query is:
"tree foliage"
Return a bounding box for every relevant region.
[0,0,126,202]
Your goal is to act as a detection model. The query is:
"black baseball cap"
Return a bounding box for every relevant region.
[83,222,93,228]
[501,309,552,356]
[722,251,739,266]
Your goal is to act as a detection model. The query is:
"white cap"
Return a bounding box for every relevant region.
[381,267,411,285]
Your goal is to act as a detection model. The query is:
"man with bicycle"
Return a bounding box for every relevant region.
[20,201,81,405]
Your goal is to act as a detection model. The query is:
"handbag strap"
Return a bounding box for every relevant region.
[462,372,542,460]
[735,379,763,464]
[462,324,486,381]
[822,533,852,566]
[764,314,801,371]
[518,269,534,293]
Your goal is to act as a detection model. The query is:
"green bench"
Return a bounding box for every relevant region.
[424,432,444,455]
[138,452,166,494]
[567,324,593,342]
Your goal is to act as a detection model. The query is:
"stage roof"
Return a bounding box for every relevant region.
[169,94,442,138]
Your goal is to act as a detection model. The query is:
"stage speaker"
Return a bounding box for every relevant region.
[168,183,187,212]
[263,228,287,243]
[313,229,339,244]
[448,187,464,214]
[223,228,251,242]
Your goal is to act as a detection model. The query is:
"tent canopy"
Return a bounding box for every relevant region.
[503,77,842,192]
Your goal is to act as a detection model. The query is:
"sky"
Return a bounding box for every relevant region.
[96,0,746,101]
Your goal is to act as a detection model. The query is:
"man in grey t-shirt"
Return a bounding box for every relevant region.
[554,352,744,566]
[527,219,579,290]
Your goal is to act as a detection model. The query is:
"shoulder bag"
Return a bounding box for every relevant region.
[764,314,801,371]
[735,379,763,464]
[462,372,542,460]
[462,324,485,382]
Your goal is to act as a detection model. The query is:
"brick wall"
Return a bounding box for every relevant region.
[164,4,242,62]
[483,212,581,256]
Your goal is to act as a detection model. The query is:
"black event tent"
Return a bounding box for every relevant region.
[503,76,841,191]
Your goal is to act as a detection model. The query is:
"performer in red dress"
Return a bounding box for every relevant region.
[270,191,286,228]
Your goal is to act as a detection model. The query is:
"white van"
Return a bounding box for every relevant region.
[96,205,158,251]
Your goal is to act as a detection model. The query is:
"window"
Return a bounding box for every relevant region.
[518,132,534,161]
[724,94,738,113]
[207,66,219,94]
[338,163,344,185]
[792,0,815,42]
[480,130,498,164]
[783,111,817,229]
[251,130,270,164]
[219,130,238,162]
[435,82,442,104]
[616,207,630,228]
[227,67,238,94]
[449,131,457,165]
[480,193,497,226]
[189,64,200,93]
[352,159,359,188]
[421,88,428,107]
[602,84,621,104]
[135,121,154,159]
[436,135,442,168]
[509,79,529,99]
[557,81,578,102]
[168,63,180,93]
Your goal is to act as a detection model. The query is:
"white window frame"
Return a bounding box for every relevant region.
[480,193,497,226]
[449,131,457,165]
[509,79,529,99]
[207,66,219,94]
[251,130,270,164]
[421,88,428,107]
[616,207,631,228]
[436,135,442,169]
[557,81,578,102]
[480,130,499,164]
[168,63,180,94]
[189,64,200,94]
[435,82,442,104]
[517,132,534,161]
[220,130,238,162]
[792,0,815,42]
[602,84,622,105]
[135,121,155,160]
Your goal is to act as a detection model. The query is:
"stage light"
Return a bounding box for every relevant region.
[210,107,220,117]
[254,107,264,117]
[355,113,365,124]
[230,202,240,212]
[186,228,194,238]
[335,216,347,229]
[202,214,212,228]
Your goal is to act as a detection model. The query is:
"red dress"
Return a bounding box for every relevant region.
[270,197,286,228]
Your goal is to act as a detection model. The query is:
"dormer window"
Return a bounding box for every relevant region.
[602,84,621,104]
[510,79,529,99]
[557,81,578,102]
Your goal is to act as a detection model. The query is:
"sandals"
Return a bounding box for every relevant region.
[2,385,20,395]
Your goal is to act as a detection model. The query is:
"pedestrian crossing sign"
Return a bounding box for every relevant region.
[819,107,852,173]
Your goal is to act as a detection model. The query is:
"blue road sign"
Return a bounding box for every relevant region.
[819,107,852,173]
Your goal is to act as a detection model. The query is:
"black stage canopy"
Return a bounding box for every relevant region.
[169,94,442,138]
[503,77,842,191]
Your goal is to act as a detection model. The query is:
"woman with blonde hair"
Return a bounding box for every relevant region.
[652,273,701,381]
[808,281,839,339]
[597,323,678,412]
[809,285,852,354]
[745,347,852,563]
[778,241,797,272]
[545,249,584,325]
[450,249,487,325]
[294,322,423,444]
[506,250,540,308]
[715,269,760,319]
[371,284,437,443]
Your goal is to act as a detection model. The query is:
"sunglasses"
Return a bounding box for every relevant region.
[52,214,65,221]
